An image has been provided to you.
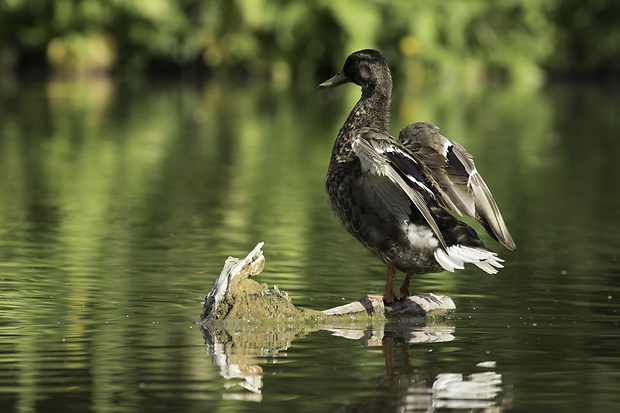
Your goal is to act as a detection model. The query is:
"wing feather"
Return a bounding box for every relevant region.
[399,122,515,250]
[351,128,449,250]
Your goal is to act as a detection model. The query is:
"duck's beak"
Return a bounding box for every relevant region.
[319,71,350,88]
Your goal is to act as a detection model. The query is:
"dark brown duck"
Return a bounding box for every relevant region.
[319,49,515,303]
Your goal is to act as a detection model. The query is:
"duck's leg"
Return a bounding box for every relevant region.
[396,273,414,299]
[383,264,397,303]
[367,264,397,303]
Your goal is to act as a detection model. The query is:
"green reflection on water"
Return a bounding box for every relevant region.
[1,77,620,412]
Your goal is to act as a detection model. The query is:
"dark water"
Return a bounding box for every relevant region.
[0,76,619,412]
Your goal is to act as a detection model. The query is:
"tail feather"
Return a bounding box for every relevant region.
[434,245,504,275]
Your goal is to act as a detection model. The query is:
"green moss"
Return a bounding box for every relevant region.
[209,278,324,324]
[204,274,454,329]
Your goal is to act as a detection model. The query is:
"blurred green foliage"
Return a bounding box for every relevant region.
[0,0,619,83]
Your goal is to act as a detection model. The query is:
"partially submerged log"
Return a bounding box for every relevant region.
[199,242,324,323]
[198,245,462,400]
[322,292,455,320]
[198,242,455,325]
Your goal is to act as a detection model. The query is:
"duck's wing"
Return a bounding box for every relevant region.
[399,122,515,250]
[351,128,451,250]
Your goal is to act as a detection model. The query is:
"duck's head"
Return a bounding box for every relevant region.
[319,49,392,98]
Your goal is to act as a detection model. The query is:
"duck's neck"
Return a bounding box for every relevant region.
[341,80,392,135]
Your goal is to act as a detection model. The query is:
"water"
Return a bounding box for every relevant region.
[1,76,620,412]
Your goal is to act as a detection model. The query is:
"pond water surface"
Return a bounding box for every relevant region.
[0,76,619,412]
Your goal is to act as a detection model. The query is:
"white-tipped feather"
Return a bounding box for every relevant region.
[398,122,516,251]
[434,245,503,275]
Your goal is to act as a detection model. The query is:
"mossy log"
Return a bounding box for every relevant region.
[198,243,455,326]
[198,244,461,401]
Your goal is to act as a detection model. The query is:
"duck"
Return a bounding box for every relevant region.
[319,49,515,303]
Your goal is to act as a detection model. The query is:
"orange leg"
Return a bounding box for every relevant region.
[368,264,398,303]
[383,264,397,303]
[397,273,414,299]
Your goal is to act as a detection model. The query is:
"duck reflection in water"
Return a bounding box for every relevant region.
[202,322,507,410]
[359,334,508,412]
[326,326,507,410]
